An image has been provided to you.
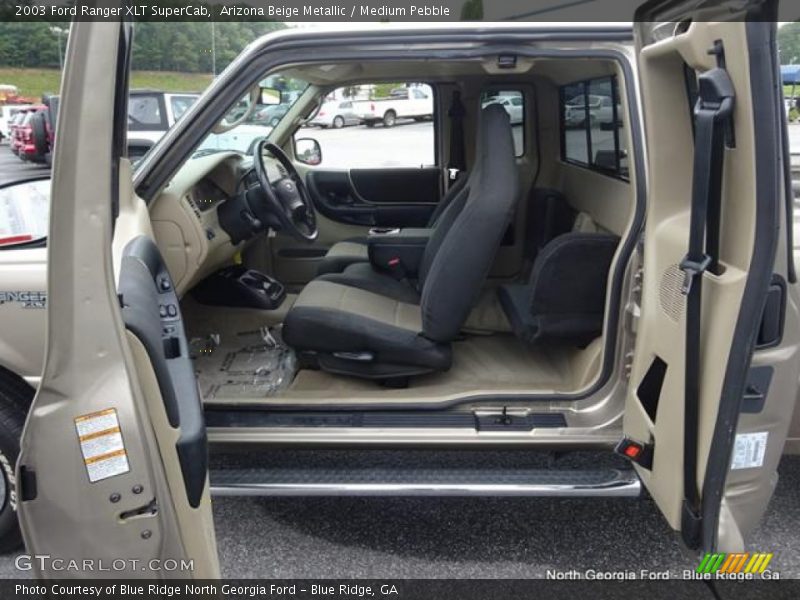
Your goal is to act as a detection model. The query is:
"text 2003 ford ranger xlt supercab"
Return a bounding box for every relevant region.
[0,3,799,576]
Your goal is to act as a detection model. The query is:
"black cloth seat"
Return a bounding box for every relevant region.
[316,175,469,276]
[498,232,620,347]
[283,105,519,380]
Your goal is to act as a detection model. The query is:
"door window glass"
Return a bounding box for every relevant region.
[296,82,435,169]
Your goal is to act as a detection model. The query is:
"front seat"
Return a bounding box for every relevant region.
[283,104,519,381]
[316,175,469,276]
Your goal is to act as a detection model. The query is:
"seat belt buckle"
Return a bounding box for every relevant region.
[678,255,712,296]
[386,257,407,280]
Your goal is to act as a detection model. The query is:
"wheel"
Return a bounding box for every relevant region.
[365,120,376,128]
[0,373,33,552]
[383,110,397,127]
[332,116,345,129]
[31,113,49,158]
[270,117,280,127]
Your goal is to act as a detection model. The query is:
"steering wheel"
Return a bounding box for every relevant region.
[252,139,318,243]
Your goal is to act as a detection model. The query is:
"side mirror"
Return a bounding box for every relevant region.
[259,87,283,106]
[295,138,322,166]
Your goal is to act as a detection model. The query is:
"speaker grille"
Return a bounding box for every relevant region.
[659,264,685,322]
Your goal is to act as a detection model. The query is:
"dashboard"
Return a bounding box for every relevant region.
[148,152,267,297]
[191,177,230,212]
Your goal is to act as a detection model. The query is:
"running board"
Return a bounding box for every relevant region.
[209,467,640,497]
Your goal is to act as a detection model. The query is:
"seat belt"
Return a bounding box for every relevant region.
[679,64,734,550]
[447,90,466,183]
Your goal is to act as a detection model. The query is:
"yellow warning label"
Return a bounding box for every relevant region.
[74,409,129,483]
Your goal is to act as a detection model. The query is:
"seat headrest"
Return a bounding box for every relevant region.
[476,103,512,151]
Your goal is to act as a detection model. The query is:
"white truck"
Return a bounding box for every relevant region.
[354,84,434,127]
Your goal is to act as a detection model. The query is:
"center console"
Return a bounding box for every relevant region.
[367,227,432,278]
[191,265,286,310]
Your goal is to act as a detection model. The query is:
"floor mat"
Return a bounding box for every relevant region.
[190,327,298,400]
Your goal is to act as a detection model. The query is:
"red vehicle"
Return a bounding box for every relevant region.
[7,108,32,156]
[15,104,49,163]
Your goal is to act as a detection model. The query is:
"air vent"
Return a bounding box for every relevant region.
[185,194,202,221]
[659,264,685,322]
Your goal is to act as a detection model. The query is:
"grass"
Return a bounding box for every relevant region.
[0,68,213,100]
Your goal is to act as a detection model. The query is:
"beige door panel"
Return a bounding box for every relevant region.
[627,16,799,552]
[17,19,220,577]
[627,19,756,535]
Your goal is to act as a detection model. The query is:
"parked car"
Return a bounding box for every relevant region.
[25,96,59,165]
[564,93,618,128]
[308,99,360,128]
[0,14,798,574]
[253,103,290,127]
[127,90,199,145]
[482,94,524,125]
[13,105,48,163]
[354,84,433,127]
[7,108,32,155]
[0,104,31,143]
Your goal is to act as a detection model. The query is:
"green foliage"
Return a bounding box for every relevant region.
[779,22,800,66]
[0,21,285,73]
[371,83,398,99]
[0,68,213,99]
[460,0,484,20]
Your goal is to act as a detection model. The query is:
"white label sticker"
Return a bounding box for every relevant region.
[730,431,769,470]
[75,408,130,483]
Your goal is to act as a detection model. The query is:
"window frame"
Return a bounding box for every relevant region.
[559,75,628,181]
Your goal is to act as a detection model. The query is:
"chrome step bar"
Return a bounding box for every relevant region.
[209,468,641,497]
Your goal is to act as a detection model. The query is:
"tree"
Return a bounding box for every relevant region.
[460,0,484,20]
[0,21,286,74]
[778,22,800,65]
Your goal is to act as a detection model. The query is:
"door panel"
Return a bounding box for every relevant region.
[626,2,799,552]
[308,167,440,227]
[272,166,442,285]
[17,20,219,577]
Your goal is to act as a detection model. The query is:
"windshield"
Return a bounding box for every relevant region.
[196,73,309,156]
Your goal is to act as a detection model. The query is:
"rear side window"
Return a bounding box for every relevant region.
[169,95,197,122]
[480,90,525,157]
[128,94,167,131]
[560,76,628,179]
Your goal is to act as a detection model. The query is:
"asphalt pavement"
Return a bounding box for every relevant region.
[0,129,798,581]
[0,145,48,187]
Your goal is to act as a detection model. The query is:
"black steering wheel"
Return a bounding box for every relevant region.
[252,139,318,242]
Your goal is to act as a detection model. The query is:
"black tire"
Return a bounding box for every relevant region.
[0,373,32,552]
[332,116,345,129]
[30,112,49,159]
[382,110,397,128]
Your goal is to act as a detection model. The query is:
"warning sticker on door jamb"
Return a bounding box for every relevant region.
[730,431,769,470]
[74,408,130,483]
